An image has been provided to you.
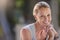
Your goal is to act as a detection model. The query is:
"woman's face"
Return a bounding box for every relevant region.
[35,7,52,25]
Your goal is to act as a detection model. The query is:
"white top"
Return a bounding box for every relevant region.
[21,23,53,40]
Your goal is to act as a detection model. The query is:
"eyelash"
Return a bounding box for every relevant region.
[40,14,50,17]
[47,14,50,16]
[40,16,44,17]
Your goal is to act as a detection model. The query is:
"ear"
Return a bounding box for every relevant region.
[33,15,37,21]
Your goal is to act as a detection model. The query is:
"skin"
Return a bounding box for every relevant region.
[20,7,58,40]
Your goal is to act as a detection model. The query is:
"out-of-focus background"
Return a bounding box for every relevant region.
[0,0,60,40]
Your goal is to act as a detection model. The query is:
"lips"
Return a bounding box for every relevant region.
[43,22,50,26]
[43,22,48,24]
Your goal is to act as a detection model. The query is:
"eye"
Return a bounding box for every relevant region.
[40,15,44,17]
[47,14,50,16]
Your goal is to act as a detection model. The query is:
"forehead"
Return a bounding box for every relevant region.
[38,7,51,15]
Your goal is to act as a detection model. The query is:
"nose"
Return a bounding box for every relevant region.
[44,16,48,22]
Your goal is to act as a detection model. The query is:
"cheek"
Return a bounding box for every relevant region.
[48,17,52,22]
[38,18,44,23]
[40,17,45,22]
[37,17,42,22]
[36,16,40,21]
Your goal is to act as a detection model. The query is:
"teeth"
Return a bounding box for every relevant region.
[44,22,49,25]
[44,22,48,23]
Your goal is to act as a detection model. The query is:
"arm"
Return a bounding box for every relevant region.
[20,29,32,40]
[48,29,54,40]
[51,27,58,38]
[51,27,59,40]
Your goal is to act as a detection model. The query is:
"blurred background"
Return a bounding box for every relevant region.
[0,0,60,40]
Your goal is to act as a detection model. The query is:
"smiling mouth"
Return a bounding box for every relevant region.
[43,22,49,24]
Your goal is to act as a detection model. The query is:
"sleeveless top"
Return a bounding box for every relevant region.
[21,23,53,40]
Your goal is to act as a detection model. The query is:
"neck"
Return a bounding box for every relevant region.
[35,21,43,27]
[35,21,44,28]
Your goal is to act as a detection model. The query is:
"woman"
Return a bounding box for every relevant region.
[20,1,58,40]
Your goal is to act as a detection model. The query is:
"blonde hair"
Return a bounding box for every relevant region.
[33,1,50,16]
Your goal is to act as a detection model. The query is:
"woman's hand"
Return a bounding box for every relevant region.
[48,29,54,40]
[47,25,54,40]
[48,26,59,40]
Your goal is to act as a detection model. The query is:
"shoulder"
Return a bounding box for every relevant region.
[20,23,33,40]
[20,28,31,40]
[20,23,34,36]
[21,23,34,31]
[20,28,30,36]
[20,23,33,32]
